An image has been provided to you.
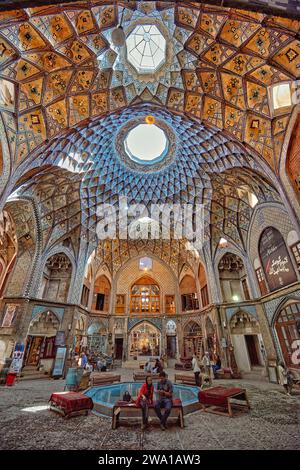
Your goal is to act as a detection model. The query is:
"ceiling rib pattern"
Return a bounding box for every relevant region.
[13,103,280,254]
[0,1,299,174]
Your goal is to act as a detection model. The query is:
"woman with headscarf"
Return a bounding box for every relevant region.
[136,376,154,430]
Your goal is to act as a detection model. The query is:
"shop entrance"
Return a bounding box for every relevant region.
[129,321,161,358]
[24,311,60,368]
[115,338,123,360]
[26,336,44,365]
[245,335,260,366]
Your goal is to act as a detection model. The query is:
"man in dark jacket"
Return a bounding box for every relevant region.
[154,371,173,430]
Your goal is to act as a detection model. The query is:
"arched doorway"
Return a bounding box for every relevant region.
[129,321,161,359]
[183,321,203,358]
[92,275,111,312]
[230,311,263,372]
[275,301,300,369]
[130,276,160,314]
[87,321,107,355]
[218,253,251,302]
[24,310,60,370]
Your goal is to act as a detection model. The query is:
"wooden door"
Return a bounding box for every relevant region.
[115,338,123,360]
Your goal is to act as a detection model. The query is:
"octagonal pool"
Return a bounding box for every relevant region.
[85,382,201,417]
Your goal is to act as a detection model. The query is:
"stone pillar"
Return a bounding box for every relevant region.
[244,254,260,299]
[202,243,221,303]
[68,239,92,304]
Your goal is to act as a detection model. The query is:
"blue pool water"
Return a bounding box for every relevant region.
[86,382,199,408]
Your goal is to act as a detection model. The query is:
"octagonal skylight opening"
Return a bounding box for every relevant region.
[124,123,168,164]
[126,24,166,74]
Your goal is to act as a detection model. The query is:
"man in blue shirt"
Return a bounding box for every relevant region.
[154,371,173,430]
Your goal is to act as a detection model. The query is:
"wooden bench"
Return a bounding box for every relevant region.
[198,386,251,418]
[175,372,197,385]
[90,372,121,386]
[133,371,160,381]
[175,372,211,387]
[112,398,184,429]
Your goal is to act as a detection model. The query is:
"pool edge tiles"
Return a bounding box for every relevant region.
[85,382,202,418]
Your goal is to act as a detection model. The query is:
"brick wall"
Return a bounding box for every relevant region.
[116,258,176,296]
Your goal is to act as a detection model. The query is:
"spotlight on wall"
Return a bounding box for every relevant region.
[232,295,239,302]
[145,115,156,125]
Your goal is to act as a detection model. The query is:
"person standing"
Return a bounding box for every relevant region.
[78,352,88,369]
[202,351,212,385]
[144,361,152,373]
[153,358,163,374]
[277,362,292,395]
[136,376,154,430]
[212,355,222,378]
[154,371,173,430]
[192,354,201,386]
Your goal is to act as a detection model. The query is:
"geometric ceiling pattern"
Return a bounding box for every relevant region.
[0,0,298,271]
[12,103,280,256]
[0,0,299,175]
[95,238,201,277]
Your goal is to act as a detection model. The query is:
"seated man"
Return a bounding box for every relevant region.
[154,371,173,430]
[144,362,152,373]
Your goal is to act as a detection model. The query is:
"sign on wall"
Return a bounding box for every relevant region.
[9,343,25,373]
[55,331,66,347]
[52,347,67,378]
[259,227,297,292]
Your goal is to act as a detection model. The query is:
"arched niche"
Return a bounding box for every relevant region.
[87,320,107,356]
[274,301,300,369]
[183,320,203,358]
[180,275,199,312]
[218,252,251,302]
[128,320,161,359]
[92,274,111,312]
[229,310,264,372]
[24,310,60,368]
[130,275,160,314]
[41,253,72,303]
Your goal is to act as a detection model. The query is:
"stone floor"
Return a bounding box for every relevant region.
[0,367,299,450]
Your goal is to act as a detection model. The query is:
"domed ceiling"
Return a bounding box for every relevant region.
[0,1,297,263]
[0,1,299,171]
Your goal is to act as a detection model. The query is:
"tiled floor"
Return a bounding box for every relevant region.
[0,368,299,450]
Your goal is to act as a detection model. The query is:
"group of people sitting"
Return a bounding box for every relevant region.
[192,352,222,386]
[143,357,164,374]
[123,371,173,431]
[75,351,113,372]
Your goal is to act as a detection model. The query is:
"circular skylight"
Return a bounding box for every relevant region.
[126,24,166,74]
[124,124,168,164]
